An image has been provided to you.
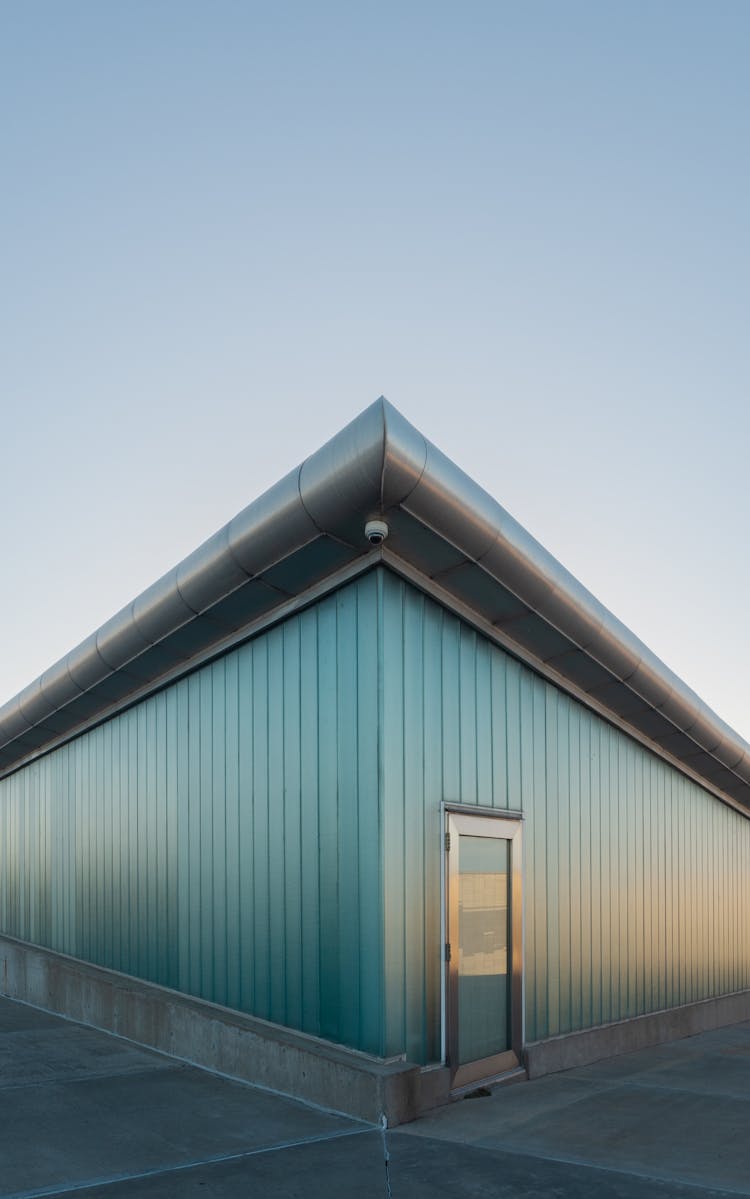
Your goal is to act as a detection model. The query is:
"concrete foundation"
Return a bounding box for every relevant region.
[525,988,750,1078]
[0,935,437,1125]
[4,934,750,1124]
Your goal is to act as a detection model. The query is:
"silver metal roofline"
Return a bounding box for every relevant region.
[1,397,749,809]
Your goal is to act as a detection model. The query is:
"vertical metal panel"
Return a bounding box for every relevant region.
[165,685,179,990]
[355,579,383,1051]
[299,608,321,1034]
[0,572,384,1057]
[266,626,285,1022]
[379,572,750,1061]
[176,676,191,996]
[475,638,493,805]
[459,626,478,804]
[335,589,359,1048]
[211,657,228,1007]
[528,672,547,1043]
[559,702,574,1026]
[546,690,562,1036]
[145,700,158,985]
[198,666,214,999]
[403,584,426,1062]
[250,636,270,1019]
[381,572,406,1057]
[314,599,337,1039]
[422,597,443,1063]
[4,566,750,1067]
[578,707,593,1028]
[282,620,302,1032]
[222,653,239,1009]
[186,673,200,997]
[237,644,254,1011]
[568,703,583,1031]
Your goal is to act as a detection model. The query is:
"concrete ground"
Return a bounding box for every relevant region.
[1,997,749,1198]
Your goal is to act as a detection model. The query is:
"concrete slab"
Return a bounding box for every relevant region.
[0,1025,172,1087]
[0,1074,360,1193]
[0,998,362,1198]
[0,1000,64,1034]
[404,1025,750,1196]
[18,1135,745,1199]
[3,994,750,1198]
[473,1087,748,1192]
[579,1055,750,1101]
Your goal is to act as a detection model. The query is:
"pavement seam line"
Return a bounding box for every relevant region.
[619,1078,750,1100]
[0,1064,175,1092]
[454,1137,750,1198]
[1,1125,377,1199]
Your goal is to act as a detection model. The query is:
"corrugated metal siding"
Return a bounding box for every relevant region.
[0,574,384,1055]
[4,566,750,1069]
[380,572,750,1060]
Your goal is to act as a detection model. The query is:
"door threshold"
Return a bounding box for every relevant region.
[450,1064,527,1100]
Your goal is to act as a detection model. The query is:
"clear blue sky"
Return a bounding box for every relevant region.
[2,1,748,739]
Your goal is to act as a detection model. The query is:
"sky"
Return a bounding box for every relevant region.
[1,1,748,740]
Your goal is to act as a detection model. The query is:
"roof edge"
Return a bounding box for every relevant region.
[1,397,748,807]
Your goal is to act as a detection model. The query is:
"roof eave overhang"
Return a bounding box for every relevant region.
[1,397,749,811]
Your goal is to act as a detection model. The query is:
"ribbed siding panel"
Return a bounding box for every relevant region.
[5,567,750,1067]
[380,573,750,1059]
[0,574,383,1055]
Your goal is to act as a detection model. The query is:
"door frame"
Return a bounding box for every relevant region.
[444,806,524,1089]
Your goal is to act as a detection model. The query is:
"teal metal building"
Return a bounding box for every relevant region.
[1,400,749,1116]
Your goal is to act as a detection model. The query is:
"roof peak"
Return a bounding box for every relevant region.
[1,397,748,810]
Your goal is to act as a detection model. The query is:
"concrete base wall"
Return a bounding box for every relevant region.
[6,935,749,1118]
[0,935,438,1126]
[525,989,750,1078]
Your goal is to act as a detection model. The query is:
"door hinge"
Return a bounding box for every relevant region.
[444,831,451,853]
[445,941,452,963]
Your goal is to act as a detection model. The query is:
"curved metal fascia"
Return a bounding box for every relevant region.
[95,602,153,672]
[66,632,114,693]
[298,398,390,540]
[39,655,87,714]
[175,523,250,615]
[401,439,502,564]
[17,676,57,728]
[132,568,197,646]
[380,401,428,509]
[1,395,748,806]
[386,413,750,793]
[0,398,394,760]
[228,467,319,575]
[0,696,33,744]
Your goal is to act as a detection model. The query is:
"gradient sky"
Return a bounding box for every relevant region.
[2,1,748,740]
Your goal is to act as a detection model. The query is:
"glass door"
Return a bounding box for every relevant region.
[446,811,523,1089]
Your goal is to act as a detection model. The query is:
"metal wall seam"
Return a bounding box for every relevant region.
[380,573,750,1054]
[0,573,386,1058]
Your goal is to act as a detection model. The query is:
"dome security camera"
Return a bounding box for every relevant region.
[365,519,389,546]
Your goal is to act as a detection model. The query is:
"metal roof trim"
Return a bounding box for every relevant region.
[0,396,748,810]
[379,401,750,807]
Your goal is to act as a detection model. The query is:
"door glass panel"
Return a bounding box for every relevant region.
[457,835,510,1064]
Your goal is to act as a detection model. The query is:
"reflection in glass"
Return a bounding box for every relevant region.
[458,835,510,1064]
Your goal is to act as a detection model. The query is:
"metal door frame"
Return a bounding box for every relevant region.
[445,806,524,1090]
